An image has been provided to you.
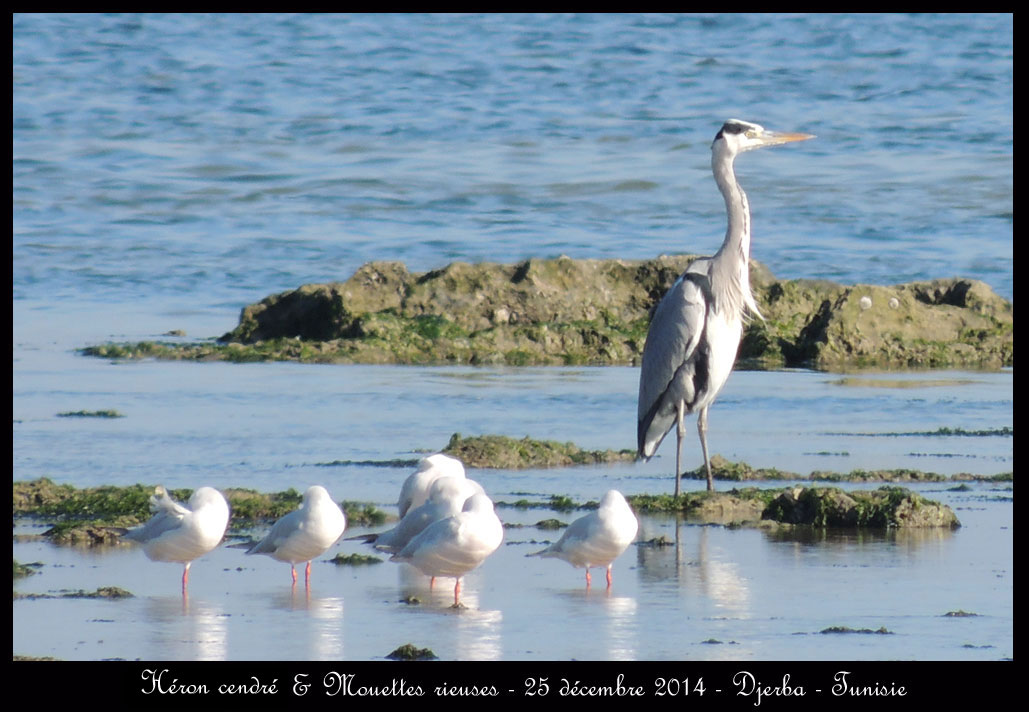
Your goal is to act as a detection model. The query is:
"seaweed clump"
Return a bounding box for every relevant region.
[442,432,635,469]
[387,643,438,661]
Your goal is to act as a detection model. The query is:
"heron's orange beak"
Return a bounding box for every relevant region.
[759,130,815,147]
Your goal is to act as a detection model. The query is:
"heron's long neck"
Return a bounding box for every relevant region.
[711,152,762,321]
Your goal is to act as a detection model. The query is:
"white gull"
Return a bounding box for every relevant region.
[246,485,347,586]
[372,475,485,553]
[122,485,230,592]
[397,453,466,518]
[528,489,638,588]
[390,493,503,607]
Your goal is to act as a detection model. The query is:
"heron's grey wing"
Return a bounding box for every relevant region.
[637,271,710,457]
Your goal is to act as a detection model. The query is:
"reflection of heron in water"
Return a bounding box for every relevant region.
[633,520,751,612]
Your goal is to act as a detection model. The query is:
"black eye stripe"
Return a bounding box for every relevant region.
[715,120,753,142]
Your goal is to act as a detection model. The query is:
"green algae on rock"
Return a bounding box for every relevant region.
[11,479,381,546]
[627,485,960,528]
[341,501,389,527]
[56,409,125,418]
[79,256,1013,371]
[387,643,438,661]
[764,486,960,528]
[11,459,969,544]
[627,489,773,524]
[15,586,134,600]
[681,455,1009,485]
[681,455,795,482]
[819,626,893,635]
[14,559,41,579]
[501,495,581,511]
[329,553,384,566]
[743,276,1012,370]
[442,432,635,469]
[45,523,127,546]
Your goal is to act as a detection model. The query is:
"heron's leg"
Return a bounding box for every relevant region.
[675,401,686,497]
[698,406,713,491]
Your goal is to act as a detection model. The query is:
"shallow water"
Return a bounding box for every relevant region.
[12,480,1013,661]
[12,13,1012,662]
[13,355,1013,661]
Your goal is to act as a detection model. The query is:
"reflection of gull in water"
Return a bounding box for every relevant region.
[528,490,638,588]
[144,595,228,661]
[264,593,344,659]
[397,453,466,517]
[307,596,345,660]
[601,595,638,660]
[247,485,347,586]
[390,493,503,607]
[122,486,230,592]
[456,608,504,660]
[368,476,485,553]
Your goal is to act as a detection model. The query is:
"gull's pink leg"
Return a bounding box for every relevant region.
[606,565,613,588]
[290,564,298,585]
[182,562,191,593]
[305,561,312,587]
[430,576,436,590]
[454,578,461,606]
[585,569,592,588]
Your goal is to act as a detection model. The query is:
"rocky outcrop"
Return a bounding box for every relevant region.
[84,256,1012,371]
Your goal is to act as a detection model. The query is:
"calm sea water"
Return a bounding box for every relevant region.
[13,12,1013,324]
[13,14,1012,664]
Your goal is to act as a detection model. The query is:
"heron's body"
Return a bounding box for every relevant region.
[247,485,347,585]
[637,120,813,495]
[390,493,503,607]
[122,485,230,592]
[528,490,638,588]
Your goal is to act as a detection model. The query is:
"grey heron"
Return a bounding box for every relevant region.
[637,119,813,495]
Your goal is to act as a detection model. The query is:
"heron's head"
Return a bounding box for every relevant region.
[712,119,814,158]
